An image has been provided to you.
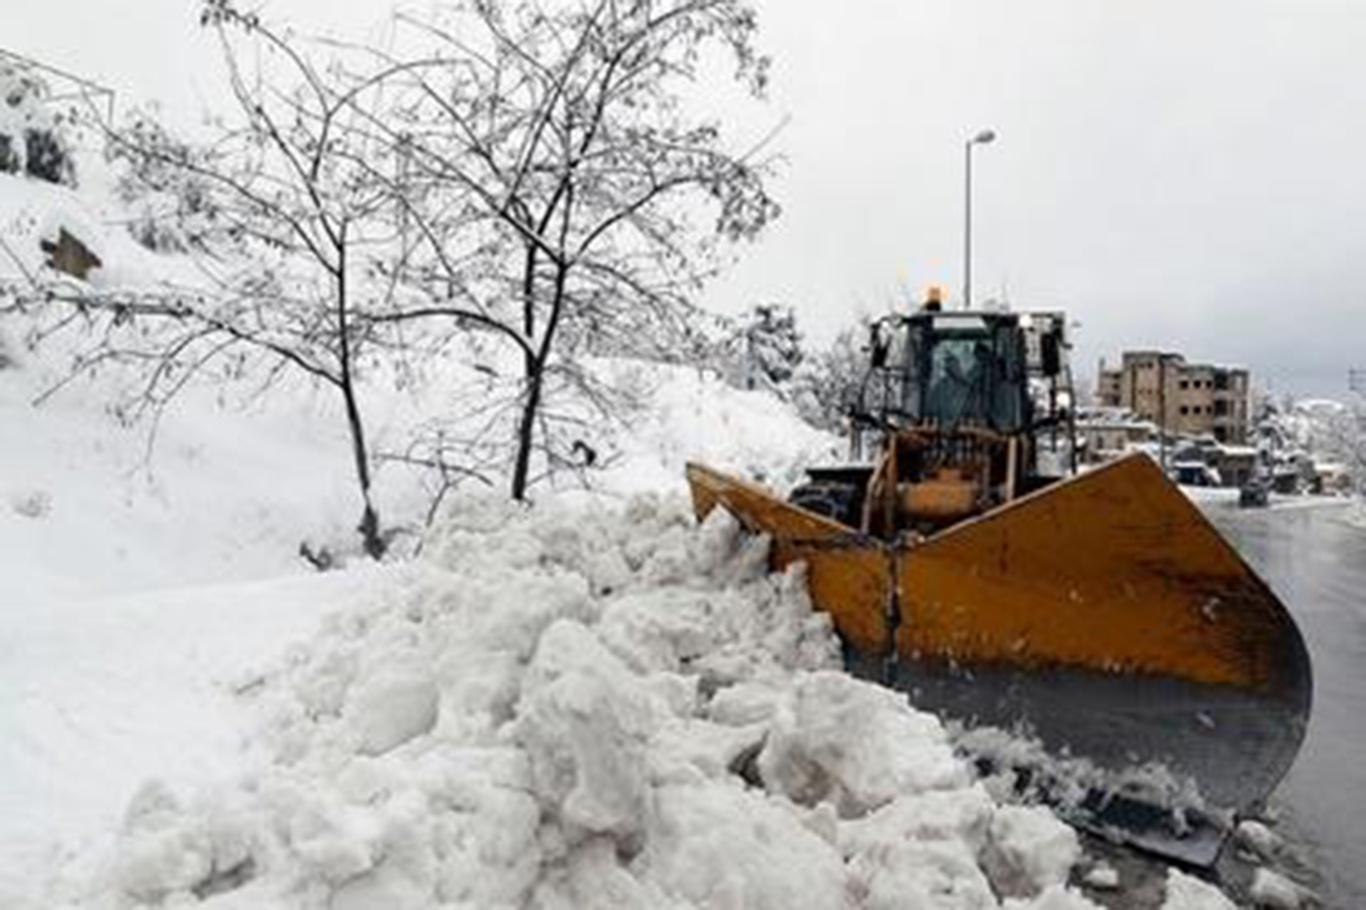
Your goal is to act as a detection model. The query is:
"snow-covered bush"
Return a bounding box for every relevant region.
[0,61,76,185]
[1255,395,1365,494]
[106,108,220,253]
[715,309,875,435]
[722,303,806,391]
[791,324,871,433]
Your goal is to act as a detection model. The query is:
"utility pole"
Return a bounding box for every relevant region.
[963,129,996,309]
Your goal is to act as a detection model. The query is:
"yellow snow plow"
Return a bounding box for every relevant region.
[687,306,1311,867]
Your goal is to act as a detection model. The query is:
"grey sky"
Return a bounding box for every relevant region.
[9,0,1366,395]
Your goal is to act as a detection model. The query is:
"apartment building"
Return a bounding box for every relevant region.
[1096,351,1251,445]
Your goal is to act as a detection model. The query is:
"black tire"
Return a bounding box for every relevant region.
[788,481,863,528]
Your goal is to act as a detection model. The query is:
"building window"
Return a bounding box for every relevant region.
[1214,373,1229,391]
[1179,380,1189,390]
[1214,400,1229,417]
[1179,406,1189,415]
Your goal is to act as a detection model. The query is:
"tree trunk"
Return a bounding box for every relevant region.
[335,228,386,558]
[341,370,385,559]
[510,252,571,501]
[510,358,544,501]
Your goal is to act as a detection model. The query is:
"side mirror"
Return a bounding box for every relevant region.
[870,325,889,368]
[1040,332,1062,377]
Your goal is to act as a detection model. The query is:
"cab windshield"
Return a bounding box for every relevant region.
[890,315,1026,431]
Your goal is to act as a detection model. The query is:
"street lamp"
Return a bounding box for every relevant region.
[963,128,996,310]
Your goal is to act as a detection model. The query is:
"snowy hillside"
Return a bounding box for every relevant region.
[1,167,841,601]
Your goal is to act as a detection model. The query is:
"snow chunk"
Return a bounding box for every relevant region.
[108,782,257,903]
[1082,863,1120,890]
[1249,868,1310,909]
[758,671,966,814]
[516,619,661,844]
[1235,819,1282,860]
[708,679,787,727]
[332,865,428,910]
[1162,869,1238,910]
[848,837,997,910]
[1004,885,1107,910]
[531,839,680,910]
[984,804,1081,897]
[597,588,714,674]
[840,785,996,857]
[345,670,439,756]
[641,781,846,910]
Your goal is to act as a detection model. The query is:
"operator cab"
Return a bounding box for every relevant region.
[798,296,1075,532]
[883,311,1030,432]
[858,301,1072,453]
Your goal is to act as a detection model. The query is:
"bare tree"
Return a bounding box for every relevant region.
[345,0,780,499]
[5,1,408,558]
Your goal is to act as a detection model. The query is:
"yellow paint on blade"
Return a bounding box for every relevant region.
[899,455,1292,689]
[686,457,1298,690]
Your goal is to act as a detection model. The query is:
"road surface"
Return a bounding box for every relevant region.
[1208,500,1366,910]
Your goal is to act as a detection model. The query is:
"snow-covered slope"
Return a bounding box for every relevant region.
[0,368,365,603]
[0,567,395,881]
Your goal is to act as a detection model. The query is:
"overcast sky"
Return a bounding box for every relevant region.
[9,0,1366,395]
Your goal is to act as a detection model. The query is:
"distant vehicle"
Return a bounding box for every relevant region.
[1239,478,1271,508]
[1172,460,1222,487]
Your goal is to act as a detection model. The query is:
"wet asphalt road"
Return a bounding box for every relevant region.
[1206,501,1366,910]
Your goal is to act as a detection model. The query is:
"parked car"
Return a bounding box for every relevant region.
[1239,478,1271,508]
[1173,461,1222,487]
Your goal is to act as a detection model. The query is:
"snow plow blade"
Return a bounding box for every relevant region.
[686,455,1312,867]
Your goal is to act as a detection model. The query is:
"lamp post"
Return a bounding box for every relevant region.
[963,128,996,310]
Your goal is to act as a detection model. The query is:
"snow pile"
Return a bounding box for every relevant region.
[26,494,1099,910]
[1161,869,1237,910]
[596,358,841,496]
[1248,868,1311,909]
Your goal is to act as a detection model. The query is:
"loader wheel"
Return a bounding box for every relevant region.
[788,481,863,528]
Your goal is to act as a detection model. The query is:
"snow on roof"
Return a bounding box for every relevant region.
[1293,398,1347,414]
